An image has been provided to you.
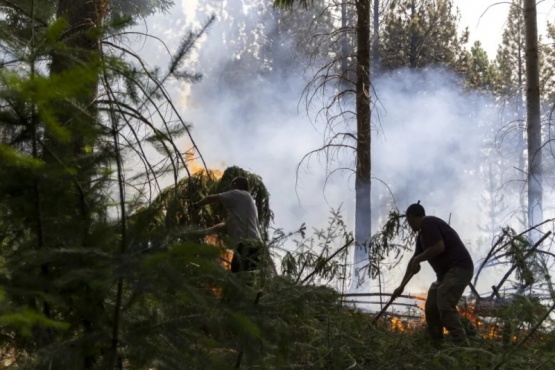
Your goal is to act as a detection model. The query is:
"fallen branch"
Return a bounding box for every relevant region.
[342,292,426,301]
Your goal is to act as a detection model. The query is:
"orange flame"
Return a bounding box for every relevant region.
[183,149,228,267]
[203,234,233,271]
[184,149,229,270]
[390,317,406,331]
[414,292,427,312]
[456,303,506,340]
[386,291,427,332]
[388,316,426,332]
[204,235,233,298]
[185,149,223,180]
[386,293,514,340]
[386,292,533,342]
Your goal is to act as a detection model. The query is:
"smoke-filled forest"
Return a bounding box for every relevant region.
[1,0,555,369]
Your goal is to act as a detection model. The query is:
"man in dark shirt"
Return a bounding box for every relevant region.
[393,203,474,345]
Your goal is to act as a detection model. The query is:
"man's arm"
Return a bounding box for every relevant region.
[195,194,220,207]
[393,255,421,297]
[415,220,444,264]
[413,240,445,264]
[194,222,226,236]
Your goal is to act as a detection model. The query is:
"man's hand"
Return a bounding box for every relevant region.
[410,259,421,275]
[392,286,404,298]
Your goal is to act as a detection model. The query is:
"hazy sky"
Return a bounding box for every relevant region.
[181,0,554,60]
[457,0,553,57]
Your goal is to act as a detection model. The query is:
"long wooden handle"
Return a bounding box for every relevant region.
[372,273,414,324]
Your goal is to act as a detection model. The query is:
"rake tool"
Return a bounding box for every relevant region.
[372,272,415,325]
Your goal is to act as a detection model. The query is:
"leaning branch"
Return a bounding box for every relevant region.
[491,231,552,298]
[473,218,555,286]
[300,237,354,285]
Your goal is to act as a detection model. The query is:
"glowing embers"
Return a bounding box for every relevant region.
[388,316,425,332]
[390,316,407,331]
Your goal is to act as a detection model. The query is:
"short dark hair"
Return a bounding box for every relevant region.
[231,176,249,191]
[405,202,425,217]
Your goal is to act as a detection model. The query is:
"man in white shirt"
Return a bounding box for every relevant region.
[194,176,262,273]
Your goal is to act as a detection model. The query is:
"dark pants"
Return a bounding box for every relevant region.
[230,241,260,273]
[425,267,473,344]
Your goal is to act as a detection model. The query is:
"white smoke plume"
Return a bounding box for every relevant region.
[131,2,555,310]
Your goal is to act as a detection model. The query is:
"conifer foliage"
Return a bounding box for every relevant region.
[380,0,467,72]
[0,0,220,368]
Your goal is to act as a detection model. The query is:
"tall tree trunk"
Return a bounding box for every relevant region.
[524,0,543,240]
[517,10,527,230]
[409,0,417,68]
[341,0,348,76]
[53,0,102,64]
[353,0,372,289]
[51,0,103,155]
[371,0,380,75]
[49,1,105,368]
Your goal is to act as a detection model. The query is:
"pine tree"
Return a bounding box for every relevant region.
[541,23,555,103]
[465,41,497,92]
[0,0,207,368]
[542,24,555,192]
[380,0,468,72]
[192,0,337,89]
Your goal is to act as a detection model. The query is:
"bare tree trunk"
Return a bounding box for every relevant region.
[341,0,348,76]
[409,0,417,68]
[524,0,542,241]
[353,0,372,289]
[371,0,380,75]
[517,10,527,230]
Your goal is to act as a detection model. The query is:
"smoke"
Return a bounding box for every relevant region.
[134,2,555,305]
[371,69,498,294]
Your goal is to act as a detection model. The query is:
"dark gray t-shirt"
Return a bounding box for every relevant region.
[219,189,262,244]
[415,216,473,279]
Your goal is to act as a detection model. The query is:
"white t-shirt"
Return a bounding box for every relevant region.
[218,189,262,243]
